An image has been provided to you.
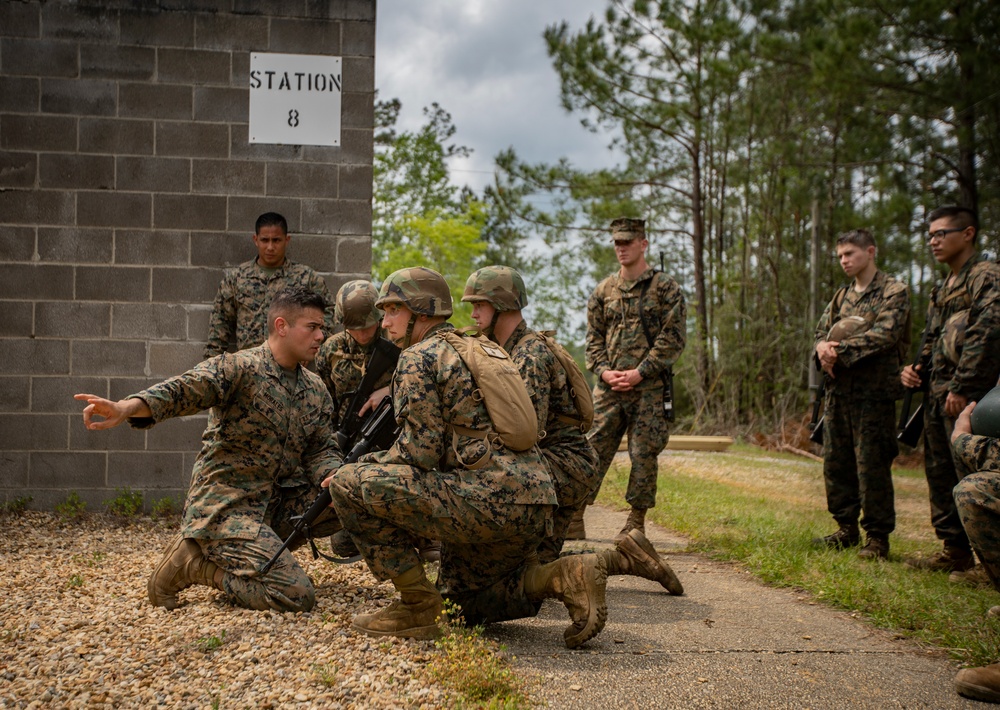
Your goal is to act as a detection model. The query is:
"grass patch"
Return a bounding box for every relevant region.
[55,491,87,521]
[104,487,144,518]
[0,496,32,517]
[194,630,227,654]
[597,446,1000,667]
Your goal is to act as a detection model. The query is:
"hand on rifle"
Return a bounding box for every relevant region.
[358,386,390,417]
[901,363,924,390]
[815,341,839,378]
[952,401,977,443]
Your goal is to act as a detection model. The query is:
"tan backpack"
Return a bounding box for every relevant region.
[522,330,595,433]
[441,328,539,453]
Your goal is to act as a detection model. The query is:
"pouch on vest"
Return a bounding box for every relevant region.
[522,330,595,433]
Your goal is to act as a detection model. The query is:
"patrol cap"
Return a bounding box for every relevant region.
[971,384,1000,438]
[376,266,453,317]
[335,280,381,330]
[610,217,646,242]
[827,315,869,342]
[461,266,528,312]
[942,309,969,366]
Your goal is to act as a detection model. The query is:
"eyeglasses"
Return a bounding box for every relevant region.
[928,227,965,242]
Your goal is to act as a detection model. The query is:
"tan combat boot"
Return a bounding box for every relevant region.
[352,565,445,640]
[956,663,1000,703]
[147,534,224,610]
[525,553,608,648]
[614,507,646,543]
[600,529,684,595]
[565,507,587,540]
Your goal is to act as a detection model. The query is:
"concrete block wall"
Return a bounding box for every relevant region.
[0,0,376,511]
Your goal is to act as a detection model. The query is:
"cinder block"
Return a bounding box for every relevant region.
[0,189,74,227]
[114,229,190,266]
[41,4,118,42]
[109,377,162,400]
[0,226,35,262]
[270,18,342,55]
[0,76,40,113]
[120,9,194,48]
[301,199,371,236]
[338,164,372,200]
[112,303,188,340]
[290,235,338,272]
[107,452,188,489]
[146,415,207,451]
[0,339,70,376]
[116,156,191,193]
[190,231,254,267]
[0,264,74,300]
[40,78,117,116]
[230,130,304,161]
[81,43,156,80]
[227,196,301,234]
[148,341,206,377]
[194,14,268,51]
[0,2,40,38]
[32,376,108,413]
[0,38,78,77]
[119,83,192,120]
[70,421,146,452]
[35,301,111,338]
[341,18,377,55]
[79,117,154,155]
[187,306,212,340]
[232,52,249,88]
[336,236,371,273]
[340,91,374,129]
[191,159,264,195]
[37,227,113,263]
[0,413,68,451]
[0,453,29,488]
[266,162,338,199]
[305,0,376,22]
[77,191,152,228]
[0,115,78,152]
[29,451,106,488]
[153,194,227,230]
[156,121,228,158]
[0,152,37,188]
[158,47,232,86]
[193,86,249,122]
[151,266,221,304]
[76,265,151,302]
[38,154,114,191]
[0,377,31,413]
[342,56,374,93]
[71,339,147,376]
[156,0,228,14]
[328,127,373,166]
[0,302,33,338]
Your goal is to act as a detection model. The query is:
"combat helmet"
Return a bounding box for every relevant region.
[942,309,969,366]
[335,280,381,330]
[462,266,529,312]
[376,267,453,317]
[827,315,869,342]
[971,384,1000,438]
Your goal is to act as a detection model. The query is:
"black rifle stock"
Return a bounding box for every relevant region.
[335,337,400,451]
[258,396,399,575]
[898,318,934,448]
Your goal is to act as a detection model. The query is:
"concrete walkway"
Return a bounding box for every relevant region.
[488,504,987,709]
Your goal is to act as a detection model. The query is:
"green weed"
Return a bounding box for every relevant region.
[0,496,32,517]
[195,630,227,654]
[104,487,144,518]
[55,492,87,521]
[68,574,84,588]
[312,662,339,687]
[151,496,178,519]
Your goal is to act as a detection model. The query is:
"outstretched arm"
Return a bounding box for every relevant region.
[73,394,151,431]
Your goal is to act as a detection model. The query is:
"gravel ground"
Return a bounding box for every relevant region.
[0,513,460,709]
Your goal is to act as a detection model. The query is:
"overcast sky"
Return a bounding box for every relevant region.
[374,0,618,194]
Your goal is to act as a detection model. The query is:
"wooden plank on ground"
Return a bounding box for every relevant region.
[617,435,734,452]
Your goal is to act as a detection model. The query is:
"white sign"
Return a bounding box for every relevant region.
[249,52,342,147]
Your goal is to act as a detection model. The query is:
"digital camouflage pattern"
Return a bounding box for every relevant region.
[504,320,600,564]
[335,280,381,330]
[923,396,970,549]
[329,322,557,623]
[941,309,969,367]
[586,267,686,509]
[204,258,334,358]
[610,217,646,241]
[314,330,394,429]
[462,266,529,311]
[814,270,910,538]
[376,266,453,317]
[127,343,343,611]
[953,432,1000,591]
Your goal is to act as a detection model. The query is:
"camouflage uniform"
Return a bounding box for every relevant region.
[504,320,601,564]
[328,322,559,625]
[919,254,1000,550]
[814,271,910,538]
[128,343,343,612]
[314,332,394,430]
[204,258,334,358]
[585,267,687,509]
[953,433,1000,590]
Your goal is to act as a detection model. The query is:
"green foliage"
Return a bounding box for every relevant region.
[67,574,84,588]
[151,497,179,520]
[55,492,87,521]
[104,487,144,519]
[425,601,530,708]
[195,630,227,654]
[0,496,32,517]
[312,663,339,687]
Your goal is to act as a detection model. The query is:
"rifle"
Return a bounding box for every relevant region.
[898,321,933,448]
[258,396,400,575]
[809,375,826,445]
[643,251,675,422]
[335,336,400,451]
